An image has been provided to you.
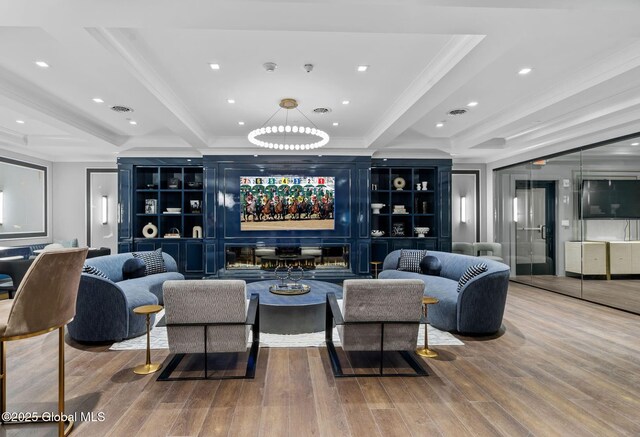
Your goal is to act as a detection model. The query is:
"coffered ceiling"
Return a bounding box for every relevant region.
[0,0,639,163]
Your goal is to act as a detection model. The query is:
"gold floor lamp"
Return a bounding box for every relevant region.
[0,247,87,436]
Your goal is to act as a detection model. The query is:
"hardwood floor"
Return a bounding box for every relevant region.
[2,282,640,436]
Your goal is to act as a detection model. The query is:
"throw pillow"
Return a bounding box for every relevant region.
[397,249,427,273]
[82,264,109,280]
[132,249,167,275]
[420,255,442,276]
[123,257,146,280]
[457,263,488,292]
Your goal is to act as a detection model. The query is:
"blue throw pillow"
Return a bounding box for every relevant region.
[132,249,167,275]
[420,255,442,276]
[123,257,146,280]
[457,263,488,292]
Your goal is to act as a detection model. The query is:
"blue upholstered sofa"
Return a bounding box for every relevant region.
[378,250,510,335]
[68,252,184,343]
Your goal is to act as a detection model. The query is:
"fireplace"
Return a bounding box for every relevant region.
[225,245,350,271]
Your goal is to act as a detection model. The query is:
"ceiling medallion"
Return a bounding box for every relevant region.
[248,98,330,150]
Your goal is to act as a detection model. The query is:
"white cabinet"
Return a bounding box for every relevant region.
[564,241,607,275]
[608,241,640,274]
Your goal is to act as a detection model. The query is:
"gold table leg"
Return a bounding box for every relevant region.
[416,303,438,358]
[134,314,162,375]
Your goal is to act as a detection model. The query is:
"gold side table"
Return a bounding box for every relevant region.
[370,261,382,279]
[133,304,163,375]
[417,297,439,358]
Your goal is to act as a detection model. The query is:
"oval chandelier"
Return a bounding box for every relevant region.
[248,98,330,150]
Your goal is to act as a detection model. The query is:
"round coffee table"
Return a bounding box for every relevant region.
[246,279,343,334]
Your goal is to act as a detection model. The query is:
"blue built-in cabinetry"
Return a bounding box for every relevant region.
[370,159,452,262]
[118,156,451,278]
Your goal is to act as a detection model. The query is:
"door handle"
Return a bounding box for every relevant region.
[541,225,546,240]
[518,226,543,232]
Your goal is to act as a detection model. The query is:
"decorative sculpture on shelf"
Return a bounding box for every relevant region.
[142,222,158,238]
[192,226,202,238]
[393,177,406,190]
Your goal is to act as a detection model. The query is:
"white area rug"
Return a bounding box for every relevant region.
[109,310,464,351]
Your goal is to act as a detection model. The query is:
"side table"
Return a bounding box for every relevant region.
[416,296,439,358]
[133,304,163,375]
[370,261,382,279]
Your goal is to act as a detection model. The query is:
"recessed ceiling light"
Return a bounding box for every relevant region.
[436,122,444,128]
[92,98,104,103]
[357,65,369,72]
[129,120,137,125]
[227,99,235,104]
[16,120,25,124]
[467,101,478,107]
[332,122,339,126]
[34,61,49,68]
[518,67,533,75]
[631,142,639,146]
[342,100,350,105]
[209,63,220,70]
[238,121,245,125]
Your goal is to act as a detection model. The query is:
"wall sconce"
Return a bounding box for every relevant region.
[101,195,108,225]
[460,196,467,223]
[0,191,4,225]
[513,197,518,223]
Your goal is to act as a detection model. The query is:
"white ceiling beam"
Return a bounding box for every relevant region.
[86,27,209,149]
[0,65,126,148]
[0,127,27,148]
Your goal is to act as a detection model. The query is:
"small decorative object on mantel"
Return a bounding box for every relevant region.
[164,227,181,238]
[192,226,202,238]
[371,203,385,214]
[142,222,158,238]
[168,177,181,189]
[393,177,406,190]
[421,181,428,190]
[414,227,430,238]
[391,223,405,237]
[371,230,385,237]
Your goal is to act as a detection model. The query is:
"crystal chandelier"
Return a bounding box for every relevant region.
[248,98,330,150]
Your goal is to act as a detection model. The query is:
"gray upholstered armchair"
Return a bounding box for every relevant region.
[325,279,427,377]
[158,280,260,380]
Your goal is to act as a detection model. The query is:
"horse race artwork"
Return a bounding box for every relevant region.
[240,175,335,231]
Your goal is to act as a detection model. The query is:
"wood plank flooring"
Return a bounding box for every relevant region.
[2,282,640,436]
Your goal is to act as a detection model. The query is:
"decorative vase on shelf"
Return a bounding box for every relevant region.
[414,227,430,238]
[192,226,202,238]
[421,181,428,190]
[416,183,421,190]
[393,177,406,191]
[371,203,385,214]
[142,222,158,238]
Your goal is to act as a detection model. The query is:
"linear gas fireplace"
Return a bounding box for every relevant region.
[225,245,350,271]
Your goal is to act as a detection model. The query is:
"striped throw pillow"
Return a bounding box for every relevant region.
[457,263,488,292]
[82,264,109,280]
[132,249,167,275]
[397,249,427,273]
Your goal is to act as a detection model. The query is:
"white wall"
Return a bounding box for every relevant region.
[52,162,117,247]
[0,148,52,247]
[453,163,487,242]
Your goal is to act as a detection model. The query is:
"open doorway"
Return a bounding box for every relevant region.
[86,169,118,254]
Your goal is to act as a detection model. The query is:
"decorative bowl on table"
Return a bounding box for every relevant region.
[371,203,385,214]
[371,230,385,237]
[414,227,430,238]
[166,208,181,213]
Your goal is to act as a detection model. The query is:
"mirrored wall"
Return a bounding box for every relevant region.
[494,133,640,314]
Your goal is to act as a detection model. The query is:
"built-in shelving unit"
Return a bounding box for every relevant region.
[370,159,452,262]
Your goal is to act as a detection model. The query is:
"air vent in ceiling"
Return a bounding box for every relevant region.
[448,108,467,116]
[110,105,134,113]
[313,107,331,114]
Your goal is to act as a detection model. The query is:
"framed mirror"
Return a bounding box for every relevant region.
[0,157,47,239]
